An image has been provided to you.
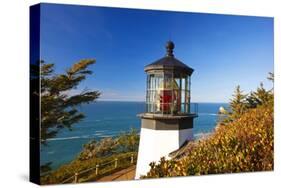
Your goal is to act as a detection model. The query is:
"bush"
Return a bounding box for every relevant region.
[78,137,119,160]
[78,128,139,161]
[117,128,139,152]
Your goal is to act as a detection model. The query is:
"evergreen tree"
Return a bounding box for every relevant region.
[267,72,274,83]
[229,85,247,120]
[267,72,274,97]
[251,83,271,106]
[245,91,259,109]
[40,59,100,144]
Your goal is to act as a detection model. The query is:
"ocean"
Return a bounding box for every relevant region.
[41,101,228,170]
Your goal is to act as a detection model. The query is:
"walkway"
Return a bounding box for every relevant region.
[96,165,136,182]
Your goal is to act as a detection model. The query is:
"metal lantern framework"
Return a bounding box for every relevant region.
[144,41,194,115]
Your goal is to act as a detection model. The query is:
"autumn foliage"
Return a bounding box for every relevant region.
[143,75,274,178]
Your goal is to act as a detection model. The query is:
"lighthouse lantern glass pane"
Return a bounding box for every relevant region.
[174,78,181,114]
[146,73,164,114]
[159,73,172,114]
[185,90,189,113]
[186,76,191,113]
[146,72,191,115]
[181,77,185,90]
[181,77,186,104]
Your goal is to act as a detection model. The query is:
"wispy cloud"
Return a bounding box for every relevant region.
[98,89,145,102]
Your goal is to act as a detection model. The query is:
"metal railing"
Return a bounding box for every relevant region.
[61,153,137,184]
[190,103,198,114]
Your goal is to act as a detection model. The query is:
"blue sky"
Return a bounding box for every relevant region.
[40,3,273,103]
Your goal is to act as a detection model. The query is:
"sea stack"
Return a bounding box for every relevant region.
[135,41,198,179]
[219,106,227,114]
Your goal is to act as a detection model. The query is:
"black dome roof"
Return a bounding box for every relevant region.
[144,41,194,75]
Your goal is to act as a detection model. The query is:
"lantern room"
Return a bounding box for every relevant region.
[144,41,194,115]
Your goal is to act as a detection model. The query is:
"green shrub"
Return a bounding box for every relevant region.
[117,128,139,152]
[78,137,119,160]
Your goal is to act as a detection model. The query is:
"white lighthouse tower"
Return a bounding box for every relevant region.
[135,41,197,179]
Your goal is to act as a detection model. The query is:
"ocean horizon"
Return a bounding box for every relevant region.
[41,101,229,170]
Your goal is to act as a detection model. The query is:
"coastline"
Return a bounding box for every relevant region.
[41,102,228,171]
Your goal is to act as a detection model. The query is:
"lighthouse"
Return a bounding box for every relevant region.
[135,41,198,179]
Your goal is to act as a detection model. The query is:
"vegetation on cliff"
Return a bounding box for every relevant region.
[142,73,273,178]
[41,129,139,184]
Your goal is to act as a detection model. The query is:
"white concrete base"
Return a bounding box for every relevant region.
[135,128,193,179]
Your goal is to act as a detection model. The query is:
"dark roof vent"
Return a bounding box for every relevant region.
[166,40,175,57]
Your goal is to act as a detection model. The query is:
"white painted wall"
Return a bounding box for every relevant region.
[135,128,193,179]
